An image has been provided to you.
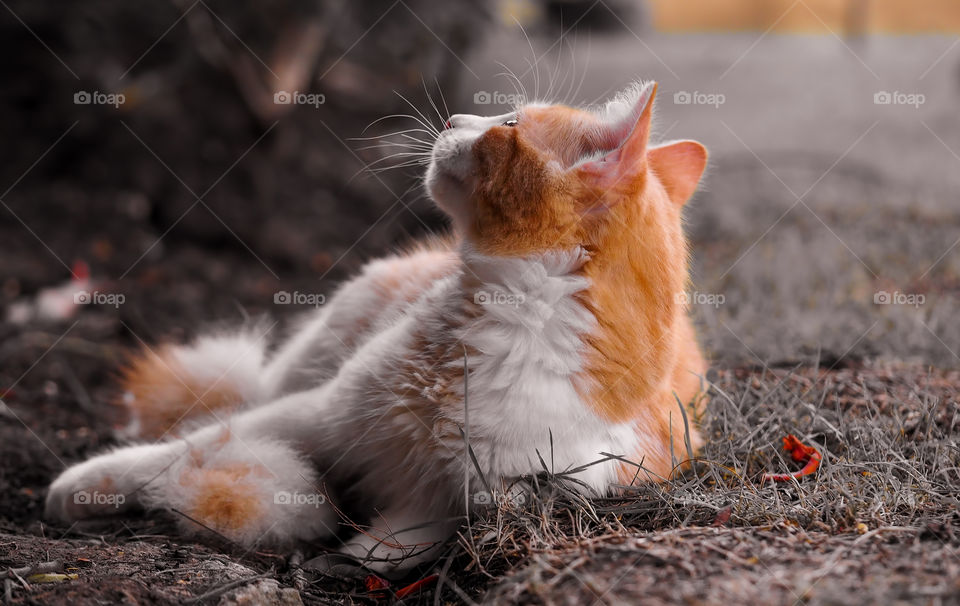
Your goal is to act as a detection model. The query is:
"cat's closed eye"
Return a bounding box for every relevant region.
[503,118,518,127]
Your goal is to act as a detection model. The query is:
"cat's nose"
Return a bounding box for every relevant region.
[446,114,469,129]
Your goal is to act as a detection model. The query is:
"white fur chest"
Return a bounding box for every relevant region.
[456,246,635,494]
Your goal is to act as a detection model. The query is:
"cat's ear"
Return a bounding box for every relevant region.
[574,81,657,192]
[648,140,708,206]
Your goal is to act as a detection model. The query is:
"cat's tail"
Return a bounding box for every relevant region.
[116,330,267,440]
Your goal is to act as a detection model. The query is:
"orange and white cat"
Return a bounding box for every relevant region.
[46,81,708,574]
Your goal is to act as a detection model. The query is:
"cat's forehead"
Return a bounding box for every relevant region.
[514,103,606,165]
[520,104,599,134]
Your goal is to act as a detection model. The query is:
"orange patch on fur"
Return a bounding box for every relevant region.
[116,346,247,439]
[179,463,267,533]
[588,203,707,481]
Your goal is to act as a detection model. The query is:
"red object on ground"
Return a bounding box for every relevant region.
[365,572,439,600]
[72,259,91,281]
[395,574,439,599]
[761,434,822,483]
[365,574,390,594]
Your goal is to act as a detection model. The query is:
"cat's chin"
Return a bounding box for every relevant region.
[426,166,470,221]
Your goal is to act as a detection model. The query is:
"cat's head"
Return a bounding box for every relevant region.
[426,81,707,257]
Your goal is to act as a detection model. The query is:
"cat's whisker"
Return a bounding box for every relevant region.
[357,152,434,174]
[350,128,439,142]
[349,150,433,182]
[521,57,540,102]
[544,32,566,103]
[361,114,439,140]
[558,34,576,105]
[569,35,592,107]
[516,19,541,101]
[421,77,448,130]
[369,159,431,171]
[355,133,435,148]
[355,143,433,153]
[554,32,577,105]
[394,91,442,138]
[495,61,528,107]
[364,160,432,175]
[365,150,433,162]
[433,77,452,125]
[366,165,428,176]
[358,137,435,152]
[395,132,435,145]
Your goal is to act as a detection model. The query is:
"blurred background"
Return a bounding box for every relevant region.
[2,0,959,393]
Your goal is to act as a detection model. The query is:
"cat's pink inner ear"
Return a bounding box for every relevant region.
[574,82,657,193]
[648,140,708,206]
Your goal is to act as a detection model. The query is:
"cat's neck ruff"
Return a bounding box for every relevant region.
[456,243,597,408]
[458,244,596,380]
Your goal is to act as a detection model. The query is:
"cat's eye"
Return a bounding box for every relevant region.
[503,118,518,127]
